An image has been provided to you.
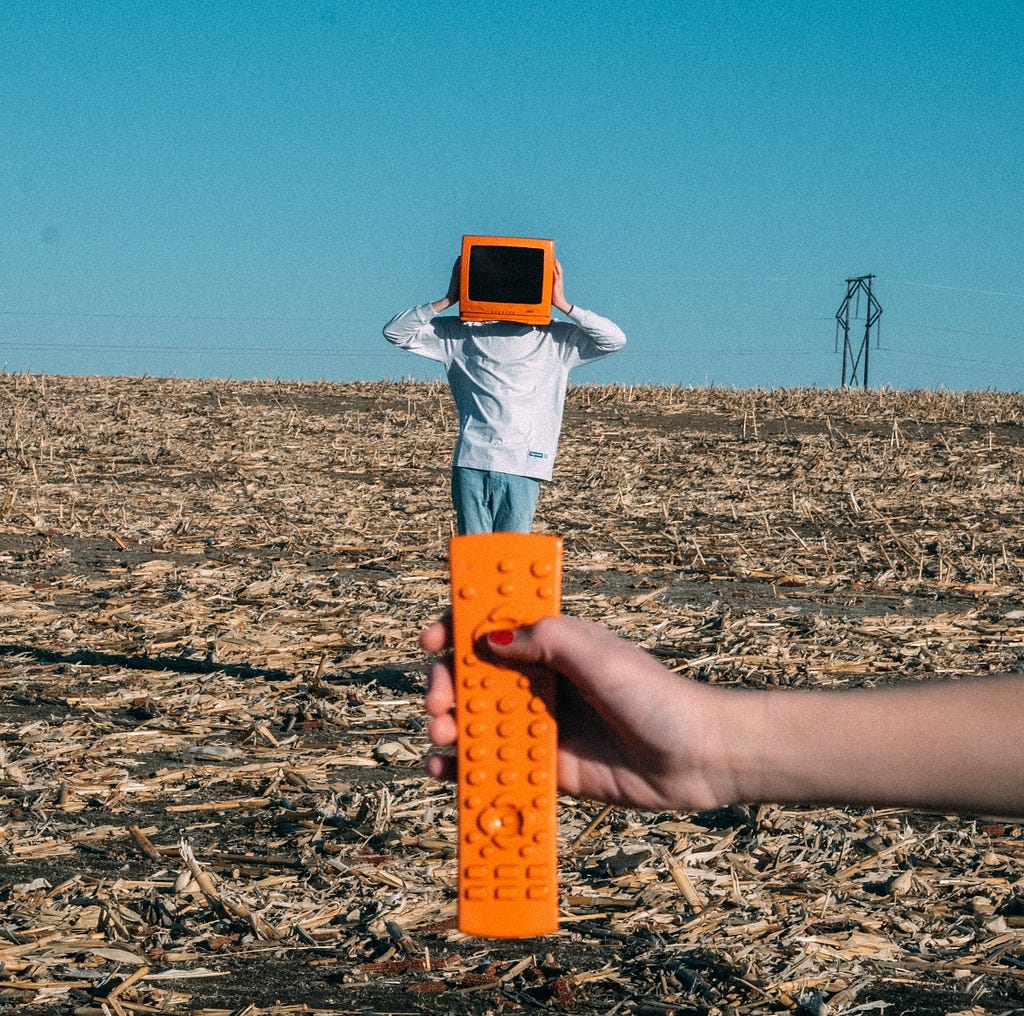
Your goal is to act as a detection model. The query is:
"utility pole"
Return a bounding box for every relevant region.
[835,275,882,388]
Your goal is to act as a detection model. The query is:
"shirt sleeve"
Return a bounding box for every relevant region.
[559,307,627,366]
[382,304,454,365]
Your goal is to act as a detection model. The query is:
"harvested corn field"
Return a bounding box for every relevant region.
[2,373,1024,1016]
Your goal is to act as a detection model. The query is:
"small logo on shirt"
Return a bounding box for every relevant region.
[528,450,548,459]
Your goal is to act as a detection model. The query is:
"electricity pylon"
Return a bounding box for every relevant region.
[835,275,882,388]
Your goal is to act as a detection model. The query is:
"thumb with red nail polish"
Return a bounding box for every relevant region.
[487,629,515,646]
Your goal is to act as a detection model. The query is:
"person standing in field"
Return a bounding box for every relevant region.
[383,255,626,534]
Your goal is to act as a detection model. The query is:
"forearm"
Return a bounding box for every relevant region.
[722,674,1024,814]
[474,616,1024,817]
[383,304,438,348]
[564,306,627,353]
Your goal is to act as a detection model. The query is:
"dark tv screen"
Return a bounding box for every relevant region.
[467,245,546,304]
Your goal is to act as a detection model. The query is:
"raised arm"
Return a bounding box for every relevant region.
[382,259,462,359]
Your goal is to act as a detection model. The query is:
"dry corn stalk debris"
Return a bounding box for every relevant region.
[1,374,1024,1014]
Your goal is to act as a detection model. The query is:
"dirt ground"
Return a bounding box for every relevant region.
[2,376,1024,1015]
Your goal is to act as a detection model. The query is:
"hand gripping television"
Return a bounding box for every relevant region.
[460,235,555,326]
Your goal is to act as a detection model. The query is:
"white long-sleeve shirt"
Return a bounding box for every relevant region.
[383,304,626,481]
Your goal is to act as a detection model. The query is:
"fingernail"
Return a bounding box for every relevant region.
[487,629,515,646]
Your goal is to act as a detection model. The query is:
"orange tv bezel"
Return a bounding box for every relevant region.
[459,235,555,326]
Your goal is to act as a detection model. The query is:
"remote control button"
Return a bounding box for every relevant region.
[478,802,524,838]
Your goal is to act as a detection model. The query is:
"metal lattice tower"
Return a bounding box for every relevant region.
[835,275,882,388]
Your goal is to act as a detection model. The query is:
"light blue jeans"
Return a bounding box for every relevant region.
[452,467,540,534]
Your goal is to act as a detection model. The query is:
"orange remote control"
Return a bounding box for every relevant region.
[449,532,563,938]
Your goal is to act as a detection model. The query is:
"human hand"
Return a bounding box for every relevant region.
[420,614,737,812]
[431,258,461,313]
[422,612,1024,816]
[446,257,461,304]
[551,258,572,315]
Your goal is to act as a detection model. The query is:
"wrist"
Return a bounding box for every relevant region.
[699,687,776,809]
[659,682,755,812]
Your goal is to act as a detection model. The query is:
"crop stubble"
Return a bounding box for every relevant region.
[1,374,1024,1015]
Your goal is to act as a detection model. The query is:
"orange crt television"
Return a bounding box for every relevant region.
[459,235,555,326]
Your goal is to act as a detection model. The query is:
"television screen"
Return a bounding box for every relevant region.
[467,245,546,305]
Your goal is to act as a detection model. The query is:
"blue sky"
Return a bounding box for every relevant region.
[3,2,1022,390]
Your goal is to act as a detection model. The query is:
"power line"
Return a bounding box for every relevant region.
[887,279,1024,301]
[0,341,398,357]
[6,339,1020,375]
[892,320,1020,341]
[0,308,348,324]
